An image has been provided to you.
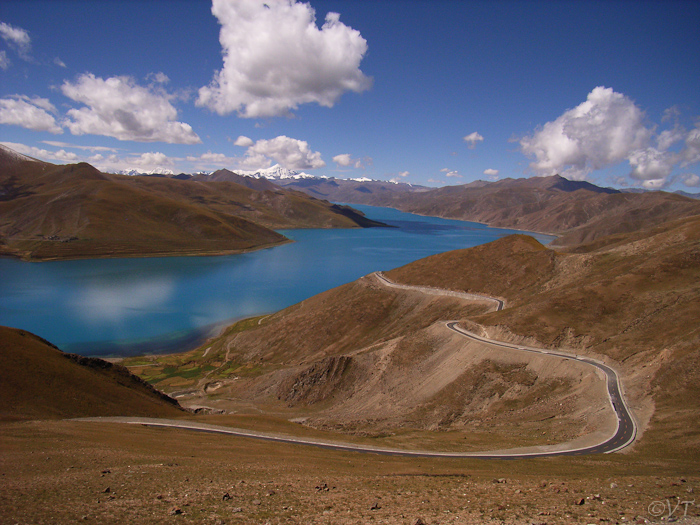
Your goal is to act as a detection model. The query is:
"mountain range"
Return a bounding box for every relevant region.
[0,145,384,261]
[130,163,700,247]
[274,174,700,246]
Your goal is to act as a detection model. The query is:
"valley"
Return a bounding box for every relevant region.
[2,146,700,523]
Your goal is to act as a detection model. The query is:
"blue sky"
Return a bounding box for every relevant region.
[1,0,698,190]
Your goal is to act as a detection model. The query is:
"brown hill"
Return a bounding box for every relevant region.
[283,174,700,246]
[130,215,700,458]
[0,326,184,421]
[0,145,384,260]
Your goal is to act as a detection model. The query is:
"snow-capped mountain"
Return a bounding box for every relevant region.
[235,164,321,181]
[116,167,175,176]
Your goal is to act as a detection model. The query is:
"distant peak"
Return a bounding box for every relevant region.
[235,164,319,180]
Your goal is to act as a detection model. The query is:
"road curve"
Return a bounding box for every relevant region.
[77,272,636,459]
[375,271,636,456]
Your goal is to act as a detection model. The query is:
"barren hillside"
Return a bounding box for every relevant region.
[0,144,384,260]
[128,216,700,460]
[0,326,184,421]
[282,174,700,246]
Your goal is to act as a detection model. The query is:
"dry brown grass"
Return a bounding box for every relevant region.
[2,418,699,524]
[0,326,184,421]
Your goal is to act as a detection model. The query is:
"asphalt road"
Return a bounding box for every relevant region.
[445,322,637,457]
[81,272,636,459]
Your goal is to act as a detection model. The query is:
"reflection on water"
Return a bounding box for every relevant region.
[0,205,555,357]
[75,277,176,323]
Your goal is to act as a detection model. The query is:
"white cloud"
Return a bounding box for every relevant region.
[682,173,699,188]
[521,87,700,188]
[61,73,201,144]
[0,21,31,60]
[242,135,325,170]
[2,141,78,163]
[233,135,254,147]
[53,57,67,68]
[2,141,183,174]
[333,153,368,169]
[640,178,667,190]
[483,168,499,180]
[0,51,9,70]
[628,147,677,187]
[0,95,63,134]
[440,168,461,178]
[41,140,118,152]
[148,72,170,84]
[334,153,354,167]
[130,151,173,169]
[390,171,409,183]
[520,87,652,181]
[463,132,484,149]
[682,123,700,167]
[197,0,372,118]
[186,151,239,169]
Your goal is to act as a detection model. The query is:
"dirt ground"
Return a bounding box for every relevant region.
[2,419,699,525]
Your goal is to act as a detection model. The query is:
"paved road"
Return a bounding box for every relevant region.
[80,272,636,458]
[444,322,637,456]
[375,271,637,456]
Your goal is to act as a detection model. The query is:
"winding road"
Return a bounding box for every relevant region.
[80,271,637,459]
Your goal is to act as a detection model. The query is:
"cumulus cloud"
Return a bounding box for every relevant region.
[233,135,254,147]
[240,135,325,170]
[483,168,499,180]
[682,123,700,167]
[463,132,484,148]
[520,87,651,181]
[2,141,184,174]
[390,171,409,183]
[682,173,699,188]
[0,21,31,60]
[2,141,79,163]
[130,151,173,169]
[333,153,369,169]
[197,0,372,118]
[186,151,240,169]
[520,86,700,188]
[628,147,678,188]
[440,168,461,178]
[147,72,170,84]
[61,73,201,144]
[0,95,63,134]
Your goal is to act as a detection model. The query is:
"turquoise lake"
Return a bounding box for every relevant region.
[0,205,555,357]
